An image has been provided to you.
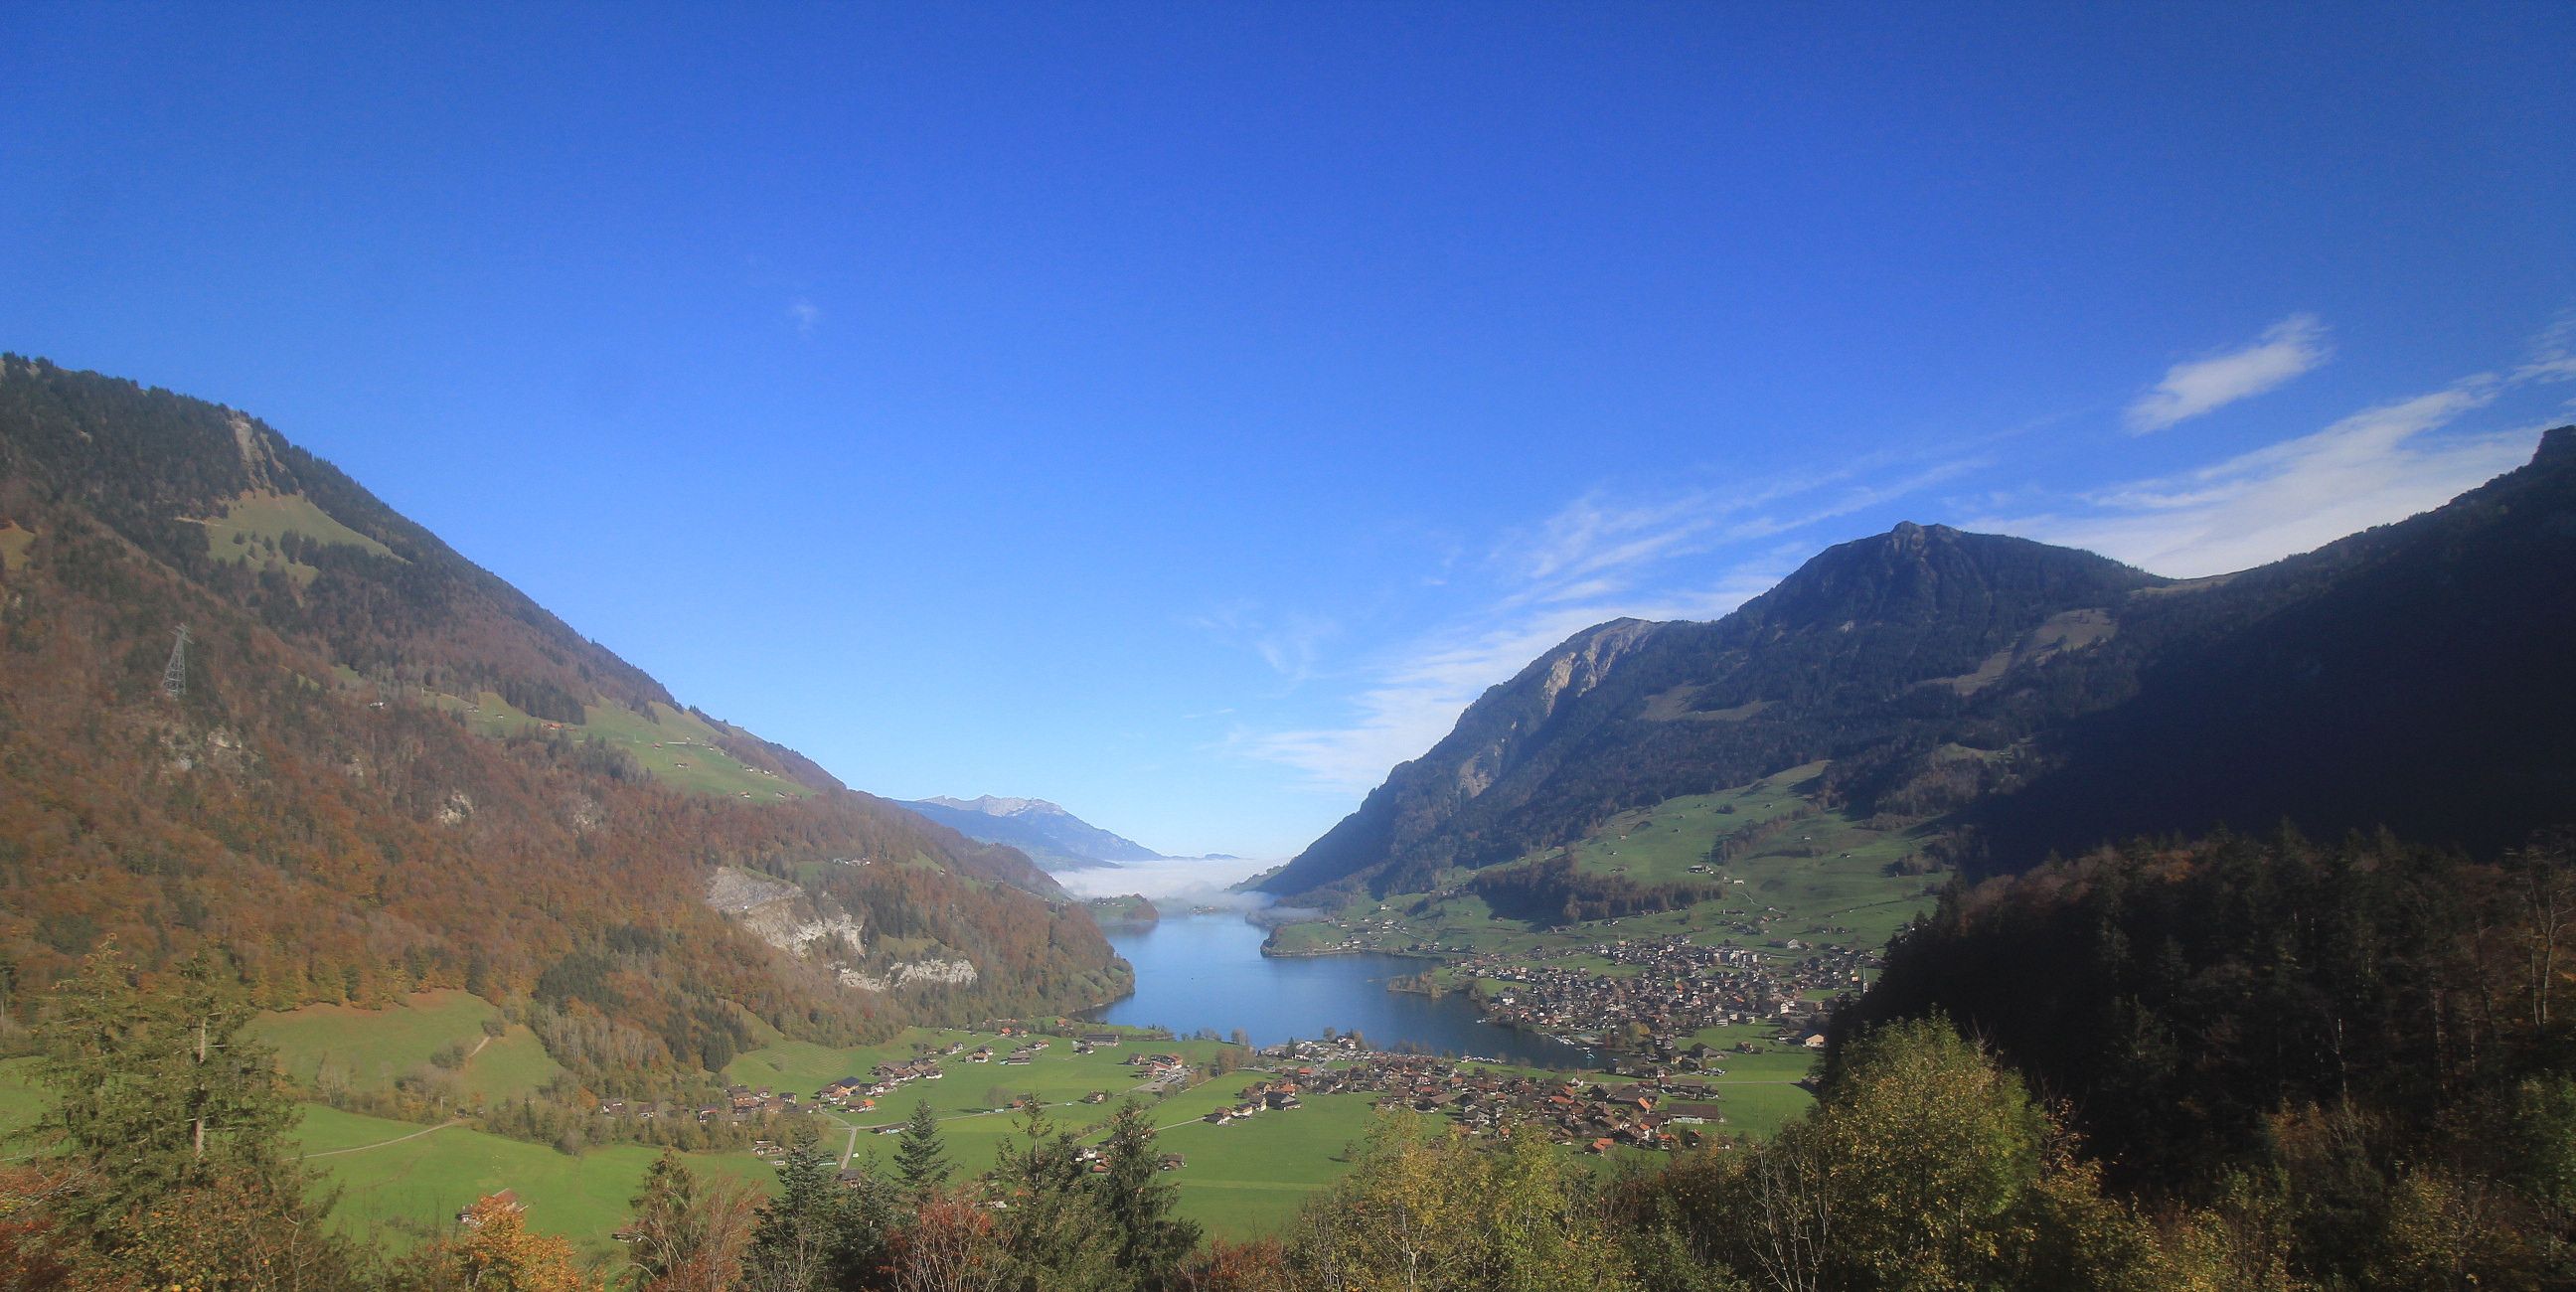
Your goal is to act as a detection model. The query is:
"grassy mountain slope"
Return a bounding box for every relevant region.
[0,356,1118,1075]
[1264,430,2576,900]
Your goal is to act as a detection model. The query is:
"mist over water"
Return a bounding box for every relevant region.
[1054,855,1278,906]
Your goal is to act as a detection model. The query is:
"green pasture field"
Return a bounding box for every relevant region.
[1672,1037,1822,1139]
[1150,1091,1390,1235]
[727,1027,1372,1238]
[731,1027,1255,1174]
[0,1064,759,1260]
[0,1008,1814,1254]
[459,1024,567,1102]
[290,1104,777,1260]
[254,989,496,1091]
[195,490,398,585]
[251,989,564,1103]
[1282,760,1946,971]
[0,1056,48,1143]
[576,701,818,801]
[415,683,811,801]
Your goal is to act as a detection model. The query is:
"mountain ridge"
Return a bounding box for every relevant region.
[1261,429,2576,898]
[0,356,1122,1077]
[900,794,1166,871]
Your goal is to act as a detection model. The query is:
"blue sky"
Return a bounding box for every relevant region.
[6,4,2573,858]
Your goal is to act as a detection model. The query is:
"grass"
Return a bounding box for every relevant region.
[575,702,818,802]
[416,684,816,802]
[195,490,398,585]
[730,1028,1253,1171]
[290,1104,777,1260]
[1285,761,1947,971]
[0,1009,1807,1253]
[0,1056,49,1144]
[724,1029,1518,1237]
[0,1049,761,1260]
[1151,1091,1390,1235]
[0,520,33,573]
[252,989,500,1094]
[1674,1037,1821,1140]
[459,1024,566,1103]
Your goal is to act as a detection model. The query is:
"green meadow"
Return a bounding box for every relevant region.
[0,1006,1814,1257]
[408,683,817,801]
[252,989,563,1102]
[0,1056,48,1142]
[195,490,398,586]
[1279,761,1944,969]
[727,1028,1253,1173]
[292,1104,778,1258]
[1150,1091,1388,1234]
[575,701,819,801]
[0,520,35,572]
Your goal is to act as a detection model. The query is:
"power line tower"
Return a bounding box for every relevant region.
[162,623,190,700]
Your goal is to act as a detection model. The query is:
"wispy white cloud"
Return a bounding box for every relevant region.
[1226,453,1981,795]
[787,297,823,336]
[2125,314,2332,433]
[1989,376,2535,577]
[1724,457,1989,540]
[1233,574,1778,795]
[1187,601,1338,690]
[2514,312,2576,385]
[1227,318,2568,813]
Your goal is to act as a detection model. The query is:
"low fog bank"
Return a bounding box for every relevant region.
[1054,855,1280,908]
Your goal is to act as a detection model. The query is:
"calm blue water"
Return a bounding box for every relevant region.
[1080,913,1595,1068]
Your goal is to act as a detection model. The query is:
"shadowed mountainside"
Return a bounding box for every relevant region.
[1264,427,2576,899]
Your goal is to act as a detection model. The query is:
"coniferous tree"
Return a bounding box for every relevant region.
[896,1097,953,1199]
[745,1124,893,1292]
[29,944,360,1289]
[1097,1100,1200,1287]
[989,1101,1121,1291]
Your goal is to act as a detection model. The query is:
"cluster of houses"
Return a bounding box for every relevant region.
[596,1084,815,1127]
[1209,1051,1739,1153]
[1457,935,1870,1056]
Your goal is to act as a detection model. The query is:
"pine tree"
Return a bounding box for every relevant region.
[991,1100,1121,1290]
[1097,1100,1201,1288]
[32,944,358,1289]
[895,1097,952,1198]
[747,1124,893,1292]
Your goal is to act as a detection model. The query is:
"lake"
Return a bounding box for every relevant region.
[1080,913,1596,1068]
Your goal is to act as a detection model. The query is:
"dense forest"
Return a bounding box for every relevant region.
[1264,428,2576,901]
[1842,827,2576,1279]
[0,358,1123,1073]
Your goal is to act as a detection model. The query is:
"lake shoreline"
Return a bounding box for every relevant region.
[1078,912,1595,1067]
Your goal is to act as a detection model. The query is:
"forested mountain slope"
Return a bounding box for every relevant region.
[1264,427,2576,899]
[0,357,1120,1075]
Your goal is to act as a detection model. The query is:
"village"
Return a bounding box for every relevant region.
[585,1016,1821,1169]
[1451,934,1875,1057]
[1209,1039,1775,1155]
